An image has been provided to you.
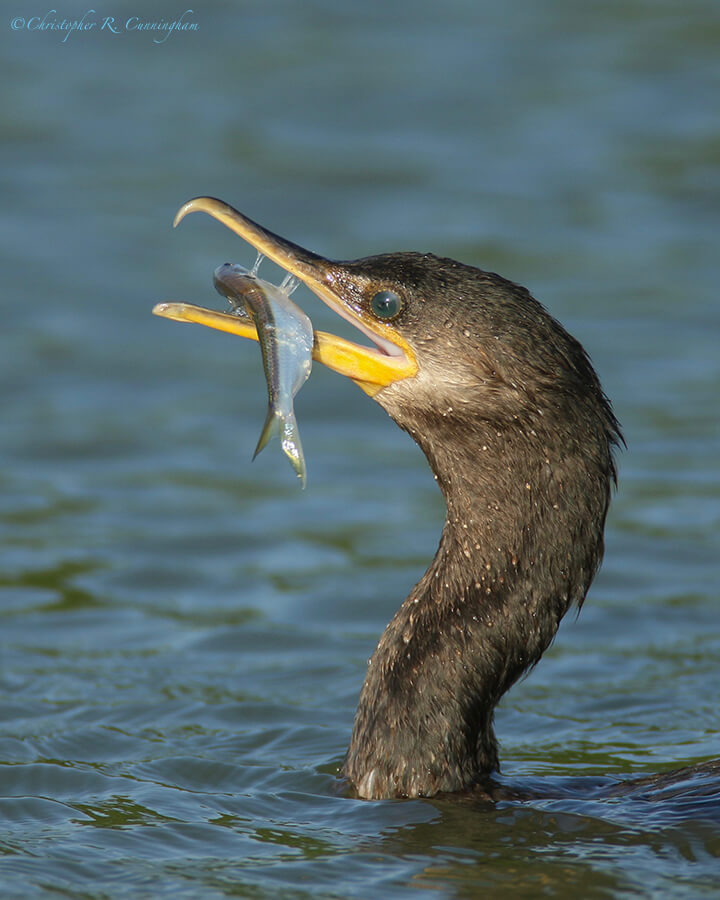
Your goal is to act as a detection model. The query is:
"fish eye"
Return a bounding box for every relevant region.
[370,290,403,320]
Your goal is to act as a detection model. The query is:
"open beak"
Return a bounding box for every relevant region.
[152,197,418,396]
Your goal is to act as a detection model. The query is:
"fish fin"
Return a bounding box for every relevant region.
[253,406,281,460]
[280,413,307,489]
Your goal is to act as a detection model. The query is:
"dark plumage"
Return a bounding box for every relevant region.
[335,253,622,799]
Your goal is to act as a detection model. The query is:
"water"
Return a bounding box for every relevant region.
[1,1,719,896]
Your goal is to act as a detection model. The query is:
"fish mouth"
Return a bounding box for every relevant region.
[152,197,418,396]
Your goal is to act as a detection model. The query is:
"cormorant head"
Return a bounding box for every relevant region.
[154,197,621,469]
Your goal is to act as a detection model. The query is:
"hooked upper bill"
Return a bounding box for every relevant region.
[152,197,418,396]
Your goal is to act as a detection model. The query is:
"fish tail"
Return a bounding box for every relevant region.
[252,408,307,488]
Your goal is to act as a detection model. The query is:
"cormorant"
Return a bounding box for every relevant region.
[154,197,623,800]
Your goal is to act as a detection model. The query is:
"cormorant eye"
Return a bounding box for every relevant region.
[370,290,403,320]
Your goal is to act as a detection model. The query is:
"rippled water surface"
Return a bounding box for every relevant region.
[2,2,719,897]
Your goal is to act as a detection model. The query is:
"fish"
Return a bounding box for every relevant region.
[213,261,314,487]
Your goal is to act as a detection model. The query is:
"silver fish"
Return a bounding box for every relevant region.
[213,262,313,486]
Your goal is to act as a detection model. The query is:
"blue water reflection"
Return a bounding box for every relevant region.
[1,1,718,896]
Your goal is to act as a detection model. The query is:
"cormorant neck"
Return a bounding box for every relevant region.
[343,408,614,799]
